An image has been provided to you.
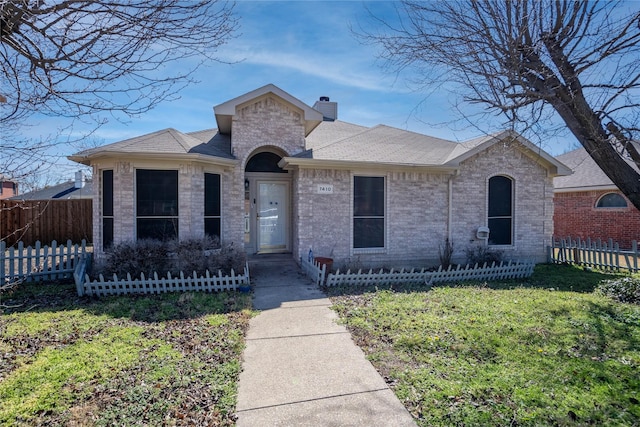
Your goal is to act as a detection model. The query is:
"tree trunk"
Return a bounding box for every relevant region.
[550,91,640,211]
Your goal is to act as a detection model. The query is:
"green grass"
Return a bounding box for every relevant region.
[0,281,253,426]
[329,264,640,426]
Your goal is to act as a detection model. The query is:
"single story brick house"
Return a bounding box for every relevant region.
[69,84,570,267]
[554,148,640,249]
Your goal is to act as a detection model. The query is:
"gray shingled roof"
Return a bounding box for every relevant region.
[553,148,635,190]
[10,180,93,200]
[308,124,460,165]
[186,129,233,158]
[305,120,369,151]
[67,84,568,176]
[70,128,234,163]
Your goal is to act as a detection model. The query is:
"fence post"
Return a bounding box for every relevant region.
[0,241,5,285]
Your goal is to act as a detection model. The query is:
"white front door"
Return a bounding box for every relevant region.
[257,181,289,252]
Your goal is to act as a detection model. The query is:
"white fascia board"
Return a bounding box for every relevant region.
[67,152,237,169]
[279,157,458,174]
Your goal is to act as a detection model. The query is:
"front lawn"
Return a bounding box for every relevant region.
[0,281,252,426]
[328,264,640,426]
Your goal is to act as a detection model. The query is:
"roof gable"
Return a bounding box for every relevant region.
[445,130,572,176]
[213,84,323,136]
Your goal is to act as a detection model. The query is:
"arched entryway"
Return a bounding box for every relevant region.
[244,150,291,254]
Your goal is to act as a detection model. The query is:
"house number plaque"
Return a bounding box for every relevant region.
[317,184,334,194]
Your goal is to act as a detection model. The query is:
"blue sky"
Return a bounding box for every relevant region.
[36,1,579,182]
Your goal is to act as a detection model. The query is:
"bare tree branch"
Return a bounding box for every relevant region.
[360,0,640,209]
[0,0,238,183]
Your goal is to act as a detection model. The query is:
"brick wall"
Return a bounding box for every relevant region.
[226,95,307,248]
[452,141,554,263]
[293,141,555,268]
[553,190,640,249]
[92,160,229,256]
[0,180,18,199]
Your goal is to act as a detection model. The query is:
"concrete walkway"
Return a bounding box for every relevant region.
[236,256,417,426]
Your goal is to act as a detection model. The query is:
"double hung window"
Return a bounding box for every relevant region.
[353,176,385,249]
[488,175,513,246]
[102,170,114,249]
[204,173,221,238]
[136,169,178,240]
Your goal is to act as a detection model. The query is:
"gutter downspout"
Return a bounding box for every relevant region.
[447,170,460,242]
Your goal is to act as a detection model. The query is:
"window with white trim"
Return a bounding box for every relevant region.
[136,169,178,241]
[353,176,385,249]
[102,170,114,250]
[488,175,513,246]
[204,173,221,238]
[596,192,627,208]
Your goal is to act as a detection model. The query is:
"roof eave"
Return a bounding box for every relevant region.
[68,151,237,169]
[554,184,618,193]
[279,157,458,173]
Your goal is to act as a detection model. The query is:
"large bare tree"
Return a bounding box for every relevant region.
[0,0,238,180]
[363,0,640,209]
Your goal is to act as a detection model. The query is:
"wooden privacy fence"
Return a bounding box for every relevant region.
[74,259,250,296]
[1,239,88,285]
[548,237,640,272]
[0,199,92,247]
[301,256,535,287]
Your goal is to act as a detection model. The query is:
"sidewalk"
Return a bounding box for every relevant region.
[235,257,417,426]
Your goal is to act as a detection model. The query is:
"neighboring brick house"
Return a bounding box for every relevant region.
[554,148,640,249]
[69,84,570,266]
[0,174,19,199]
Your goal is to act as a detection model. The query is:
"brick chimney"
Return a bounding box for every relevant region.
[74,171,85,189]
[313,96,337,121]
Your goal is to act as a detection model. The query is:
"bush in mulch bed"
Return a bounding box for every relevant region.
[92,237,247,280]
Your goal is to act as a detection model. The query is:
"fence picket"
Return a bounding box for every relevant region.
[72,260,250,296]
[2,239,87,285]
[549,236,639,272]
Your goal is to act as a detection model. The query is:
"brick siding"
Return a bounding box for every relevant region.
[293,140,553,269]
[451,141,554,264]
[553,190,640,249]
[89,94,556,266]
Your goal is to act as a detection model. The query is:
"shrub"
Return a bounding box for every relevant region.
[596,276,640,304]
[465,245,503,266]
[100,239,169,278]
[172,235,220,274]
[93,237,246,279]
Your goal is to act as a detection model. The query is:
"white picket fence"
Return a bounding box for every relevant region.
[425,260,535,285]
[74,258,250,296]
[300,256,327,286]
[1,239,87,285]
[548,237,640,272]
[301,255,535,287]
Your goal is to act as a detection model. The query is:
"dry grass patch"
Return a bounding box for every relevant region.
[0,281,253,426]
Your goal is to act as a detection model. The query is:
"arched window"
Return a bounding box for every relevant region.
[596,192,627,208]
[488,175,513,245]
[245,152,287,173]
